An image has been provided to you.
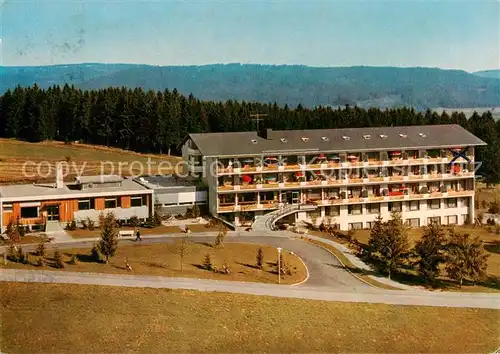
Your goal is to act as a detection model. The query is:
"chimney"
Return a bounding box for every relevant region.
[258,127,273,140]
[55,162,64,189]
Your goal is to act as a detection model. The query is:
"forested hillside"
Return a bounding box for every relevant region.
[1,84,499,184]
[2,64,500,109]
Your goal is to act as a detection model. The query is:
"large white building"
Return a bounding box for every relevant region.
[181,124,485,230]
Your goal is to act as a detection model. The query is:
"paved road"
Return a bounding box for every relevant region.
[2,268,499,309]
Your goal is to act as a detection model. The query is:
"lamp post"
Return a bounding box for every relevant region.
[277,247,282,284]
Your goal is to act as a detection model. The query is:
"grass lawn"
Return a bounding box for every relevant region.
[0,242,306,285]
[1,234,49,246]
[0,138,180,183]
[1,282,498,354]
[328,226,500,292]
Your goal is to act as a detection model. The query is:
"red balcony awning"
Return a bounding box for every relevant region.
[295,172,304,177]
[391,151,401,156]
[317,154,326,159]
[265,156,277,161]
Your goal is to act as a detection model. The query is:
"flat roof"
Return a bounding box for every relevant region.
[0,176,152,202]
[134,175,204,190]
[188,124,486,157]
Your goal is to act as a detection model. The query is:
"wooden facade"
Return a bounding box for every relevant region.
[1,194,151,228]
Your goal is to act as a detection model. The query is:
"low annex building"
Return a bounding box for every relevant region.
[0,164,153,234]
[181,124,486,230]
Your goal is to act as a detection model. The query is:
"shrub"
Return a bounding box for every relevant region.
[203,253,212,271]
[80,219,88,229]
[64,221,77,231]
[128,216,140,228]
[221,263,230,274]
[68,254,78,265]
[488,200,500,214]
[90,243,101,262]
[17,247,26,264]
[8,245,19,262]
[87,217,95,231]
[214,229,226,248]
[53,249,65,268]
[256,247,264,269]
[35,243,46,257]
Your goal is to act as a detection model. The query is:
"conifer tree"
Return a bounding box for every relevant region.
[98,212,119,263]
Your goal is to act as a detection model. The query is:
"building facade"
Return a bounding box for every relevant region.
[0,171,153,233]
[181,124,485,230]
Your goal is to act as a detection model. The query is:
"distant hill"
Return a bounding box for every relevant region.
[1,63,500,109]
[474,70,500,79]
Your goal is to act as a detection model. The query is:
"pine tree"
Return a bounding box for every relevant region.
[176,237,189,271]
[413,223,447,284]
[256,247,264,269]
[98,212,118,263]
[203,253,212,271]
[446,231,489,287]
[368,212,410,279]
[53,249,65,268]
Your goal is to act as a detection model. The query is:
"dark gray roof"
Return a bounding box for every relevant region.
[188,125,486,157]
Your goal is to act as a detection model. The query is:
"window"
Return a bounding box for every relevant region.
[367,203,380,214]
[379,134,388,139]
[163,203,177,207]
[105,198,117,209]
[349,222,363,230]
[348,204,362,215]
[428,217,441,225]
[326,206,340,216]
[409,200,420,211]
[20,206,38,219]
[3,203,13,212]
[251,139,257,144]
[418,132,427,138]
[462,198,470,207]
[446,198,457,208]
[399,133,408,138]
[366,221,376,229]
[462,214,469,224]
[363,134,371,140]
[301,137,309,142]
[428,199,440,210]
[445,215,458,225]
[280,138,287,143]
[389,202,402,212]
[78,200,92,210]
[131,197,143,207]
[405,218,420,227]
[342,136,350,140]
[321,136,330,142]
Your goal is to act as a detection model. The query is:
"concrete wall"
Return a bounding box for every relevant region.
[74,206,149,225]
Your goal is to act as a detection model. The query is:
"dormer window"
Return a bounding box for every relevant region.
[321,136,330,142]
[251,139,258,144]
[280,138,287,143]
[399,133,408,138]
[380,134,388,139]
[301,137,309,142]
[418,133,427,138]
[342,136,350,141]
[363,134,371,140]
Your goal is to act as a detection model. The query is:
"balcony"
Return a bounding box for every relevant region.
[187,147,202,156]
[447,190,474,196]
[218,204,235,212]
